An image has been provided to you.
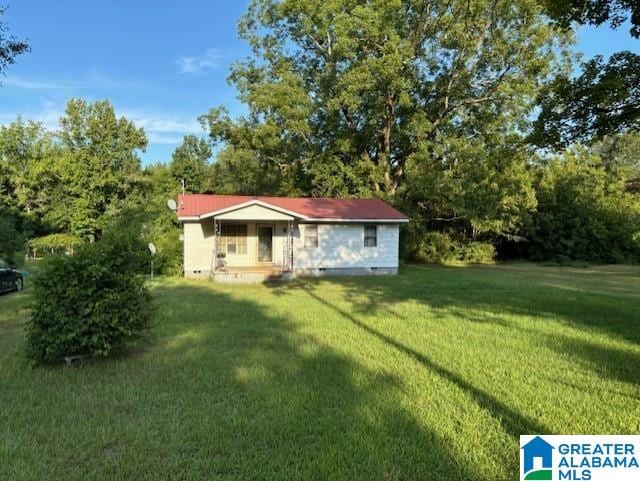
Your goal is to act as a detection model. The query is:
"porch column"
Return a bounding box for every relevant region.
[213,217,221,274]
[286,219,293,271]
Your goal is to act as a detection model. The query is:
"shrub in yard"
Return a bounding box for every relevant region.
[26,229,152,363]
[404,229,495,264]
[454,241,496,263]
[528,150,640,263]
[406,231,456,263]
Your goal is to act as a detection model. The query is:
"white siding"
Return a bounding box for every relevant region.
[272,222,287,266]
[183,220,215,276]
[293,223,399,269]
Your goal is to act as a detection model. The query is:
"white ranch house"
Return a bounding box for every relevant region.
[177,194,409,282]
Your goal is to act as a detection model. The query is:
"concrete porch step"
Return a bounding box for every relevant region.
[213,267,293,284]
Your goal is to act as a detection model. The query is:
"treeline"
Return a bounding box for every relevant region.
[0,100,182,272]
[173,128,640,265]
[2,0,640,267]
[3,97,637,269]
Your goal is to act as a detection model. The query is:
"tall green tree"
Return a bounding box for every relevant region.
[544,0,640,38]
[169,134,212,193]
[53,99,147,241]
[0,118,58,218]
[531,52,640,149]
[595,131,640,191]
[0,6,29,76]
[0,119,57,259]
[0,204,26,265]
[201,0,569,242]
[209,144,285,195]
[140,163,183,274]
[0,102,184,273]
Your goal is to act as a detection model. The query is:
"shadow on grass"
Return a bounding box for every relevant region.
[128,281,486,480]
[280,265,640,385]
[6,280,488,480]
[296,284,549,438]
[5,264,638,480]
[546,334,640,388]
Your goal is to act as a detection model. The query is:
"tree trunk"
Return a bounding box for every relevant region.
[380,91,396,195]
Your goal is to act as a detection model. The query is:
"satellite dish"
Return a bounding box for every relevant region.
[167,199,177,211]
[148,243,157,256]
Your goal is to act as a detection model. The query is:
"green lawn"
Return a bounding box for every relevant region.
[1,264,639,481]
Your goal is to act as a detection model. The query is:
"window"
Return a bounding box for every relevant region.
[364,225,377,247]
[304,225,318,248]
[219,224,247,255]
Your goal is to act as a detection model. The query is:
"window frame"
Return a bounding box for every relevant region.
[219,223,248,255]
[364,225,377,247]
[304,225,319,248]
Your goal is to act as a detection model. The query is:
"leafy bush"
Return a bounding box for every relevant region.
[153,231,182,275]
[130,165,184,276]
[455,242,496,263]
[142,208,183,276]
[26,228,152,363]
[407,231,456,263]
[528,150,640,263]
[403,227,495,264]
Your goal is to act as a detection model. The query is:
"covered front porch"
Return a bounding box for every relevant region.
[210,204,295,281]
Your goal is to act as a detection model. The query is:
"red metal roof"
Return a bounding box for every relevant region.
[177,194,408,221]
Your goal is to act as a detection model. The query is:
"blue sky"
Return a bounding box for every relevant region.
[1,1,638,165]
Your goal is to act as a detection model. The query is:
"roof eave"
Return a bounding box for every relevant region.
[178,216,409,223]
[177,196,409,223]
[299,218,409,223]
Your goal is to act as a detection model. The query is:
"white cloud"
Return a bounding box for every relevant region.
[146,132,186,144]
[128,115,201,133]
[177,48,221,74]
[0,108,62,131]
[129,113,205,146]
[0,103,204,151]
[2,70,154,92]
[2,77,69,90]
[130,115,200,132]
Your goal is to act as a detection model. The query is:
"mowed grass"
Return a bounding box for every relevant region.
[1,264,639,481]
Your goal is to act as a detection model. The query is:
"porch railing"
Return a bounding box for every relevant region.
[212,217,224,275]
[283,220,294,271]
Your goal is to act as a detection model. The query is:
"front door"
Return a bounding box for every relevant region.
[257,225,273,263]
